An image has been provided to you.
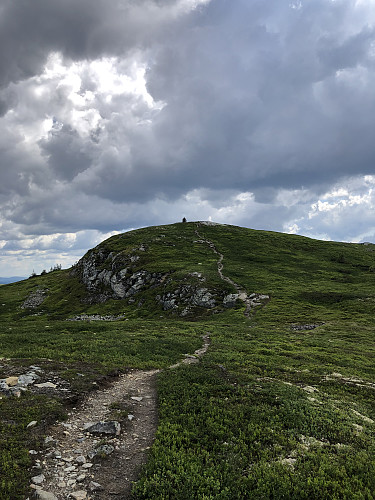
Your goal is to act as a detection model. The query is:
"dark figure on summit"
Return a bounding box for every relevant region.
[182,217,187,223]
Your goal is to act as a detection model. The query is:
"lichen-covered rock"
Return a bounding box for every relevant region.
[223,293,239,308]
[157,285,217,312]
[190,288,216,308]
[71,246,169,303]
[21,288,49,309]
[71,239,239,315]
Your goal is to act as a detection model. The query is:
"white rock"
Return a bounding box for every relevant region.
[31,474,45,485]
[35,491,58,500]
[69,491,87,500]
[35,382,57,389]
[82,462,93,469]
[64,465,76,472]
[88,481,103,492]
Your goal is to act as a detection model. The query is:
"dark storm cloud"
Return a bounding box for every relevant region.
[41,0,375,207]
[3,0,375,206]
[141,0,375,201]
[39,124,95,181]
[0,0,183,90]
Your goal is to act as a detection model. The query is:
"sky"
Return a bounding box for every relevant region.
[1,0,375,276]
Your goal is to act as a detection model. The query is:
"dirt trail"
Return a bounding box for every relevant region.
[195,224,269,316]
[31,335,210,500]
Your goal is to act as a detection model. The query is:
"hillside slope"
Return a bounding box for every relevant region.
[2,220,375,322]
[0,222,374,499]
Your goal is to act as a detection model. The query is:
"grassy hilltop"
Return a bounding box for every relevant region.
[0,222,374,499]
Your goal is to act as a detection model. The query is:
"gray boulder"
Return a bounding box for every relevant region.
[84,421,121,436]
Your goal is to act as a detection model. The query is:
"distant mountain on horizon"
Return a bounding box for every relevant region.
[0,276,27,284]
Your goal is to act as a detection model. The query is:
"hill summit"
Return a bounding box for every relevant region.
[2,220,375,321]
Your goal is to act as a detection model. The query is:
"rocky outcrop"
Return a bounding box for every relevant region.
[71,243,231,314]
[157,285,217,312]
[70,233,268,317]
[21,288,49,309]
[71,246,169,304]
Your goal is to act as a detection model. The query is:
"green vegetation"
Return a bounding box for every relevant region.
[0,222,375,498]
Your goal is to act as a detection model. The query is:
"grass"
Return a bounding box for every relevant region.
[0,222,375,498]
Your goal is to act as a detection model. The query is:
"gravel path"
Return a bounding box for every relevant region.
[31,335,211,500]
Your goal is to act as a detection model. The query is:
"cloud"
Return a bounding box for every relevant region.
[1,0,375,274]
[0,0,207,88]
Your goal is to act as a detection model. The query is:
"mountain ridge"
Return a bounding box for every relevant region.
[0,276,27,284]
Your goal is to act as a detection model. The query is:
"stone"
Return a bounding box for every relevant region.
[30,483,42,490]
[69,492,87,500]
[18,372,40,386]
[75,455,86,464]
[76,474,86,483]
[35,382,57,389]
[27,420,38,428]
[35,491,58,500]
[9,386,21,398]
[44,436,57,446]
[32,474,45,485]
[191,288,216,308]
[64,466,76,473]
[302,386,319,393]
[29,365,43,372]
[9,388,21,397]
[88,481,103,492]
[82,422,95,430]
[95,444,114,457]
[85,420,121,436]
[351,409,374,424]
[131,396,143,402]
[82,463,93,469]
[5,376,18,386]
[21,288,49,309]
[223,293,239,308]
[0,380,9,392]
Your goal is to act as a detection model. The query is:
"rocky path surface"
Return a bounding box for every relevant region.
[29,335,211,500]
[195,224,269,316]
